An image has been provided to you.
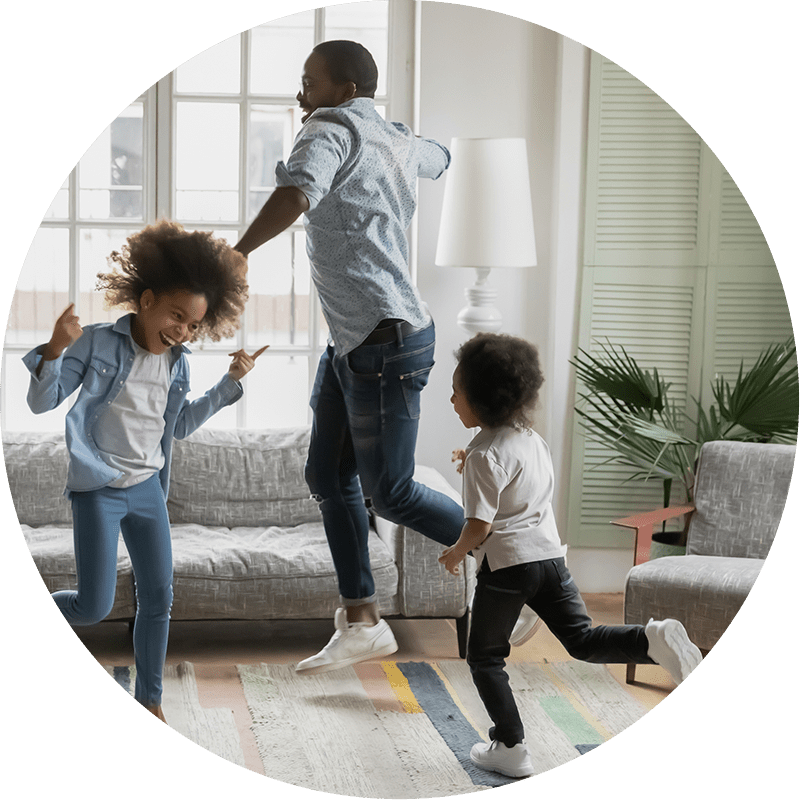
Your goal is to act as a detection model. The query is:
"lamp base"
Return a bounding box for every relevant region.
[457,268,503,334]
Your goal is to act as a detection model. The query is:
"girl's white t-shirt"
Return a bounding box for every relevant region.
[463,425,567,570]
[94,342,171,488]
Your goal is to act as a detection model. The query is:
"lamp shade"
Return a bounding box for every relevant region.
[435,137,537,268]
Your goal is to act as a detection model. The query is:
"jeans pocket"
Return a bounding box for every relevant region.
[485,583,524,596]
[399,365,433,419]
[554,558,575,588]
[344,353,382,425]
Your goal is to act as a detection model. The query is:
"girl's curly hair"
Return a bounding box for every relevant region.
[96,220,248,341]
[455,333,544,430]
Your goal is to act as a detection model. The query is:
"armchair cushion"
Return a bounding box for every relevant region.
[624,554,762,652]
[687,441,794,559]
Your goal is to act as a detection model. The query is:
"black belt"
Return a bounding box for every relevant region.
[361,319,427,346]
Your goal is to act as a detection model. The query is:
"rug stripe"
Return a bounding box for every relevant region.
[352,662,407,713]
[397,661,515,788]
[540,662,612,741]
[548,660,648,735]
[428,662,487,739]
[381,661,424,713]
[539,696,604,746]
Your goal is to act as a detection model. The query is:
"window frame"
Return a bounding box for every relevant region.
[2,1,415,432]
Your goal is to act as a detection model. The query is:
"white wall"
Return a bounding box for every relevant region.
[413,3,631,591]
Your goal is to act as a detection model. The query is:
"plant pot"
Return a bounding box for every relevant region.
[649,530,686,560]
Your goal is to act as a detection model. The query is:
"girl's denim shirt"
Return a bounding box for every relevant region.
[23,313,242,498]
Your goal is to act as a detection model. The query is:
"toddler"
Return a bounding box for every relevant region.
[440,332,702,778]
[24,220,263,722]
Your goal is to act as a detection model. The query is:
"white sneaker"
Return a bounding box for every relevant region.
[470,739,534,778]
[645,618,702,684]
[509,605,542,647]
[295,608,398,675]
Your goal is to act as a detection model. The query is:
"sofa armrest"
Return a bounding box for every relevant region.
[373,465,474,618]
[611,505,695,565]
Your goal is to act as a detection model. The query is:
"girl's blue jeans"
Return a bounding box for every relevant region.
[55,475,173,707]
[305,321,464,604]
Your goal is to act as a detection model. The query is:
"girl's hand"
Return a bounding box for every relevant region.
[451,449,467,474]
[228,345,268,381]
[46,304,83,359]
[438,544,466,576]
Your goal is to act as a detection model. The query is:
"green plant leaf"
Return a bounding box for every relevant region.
[713,339,798,438]
[571,337,797,507]
[570,340,667,414]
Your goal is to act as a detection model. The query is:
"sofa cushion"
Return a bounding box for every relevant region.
[3,432,71,527]
[168,428,322,528]
[168,522,399,620]
[624,554,763,651]
[20,524,137,619]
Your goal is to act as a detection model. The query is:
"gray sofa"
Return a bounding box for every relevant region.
[621,440,794,682]
[4,427,474,655]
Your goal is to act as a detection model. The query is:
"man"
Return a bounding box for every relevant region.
[235,40,465,674]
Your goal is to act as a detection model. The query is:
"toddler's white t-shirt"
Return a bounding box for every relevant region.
[95,342,171,488]
[463,425,567,570]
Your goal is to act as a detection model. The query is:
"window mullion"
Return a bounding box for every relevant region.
[237,27,250,429]
[143,84,158,225]
[69,166,79,313]
[315,6,326,43]
[155,73,173,221]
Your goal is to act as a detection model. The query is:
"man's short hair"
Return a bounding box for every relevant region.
[313,40,378,98]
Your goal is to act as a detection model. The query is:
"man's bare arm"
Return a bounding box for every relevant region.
[234,186,310,257]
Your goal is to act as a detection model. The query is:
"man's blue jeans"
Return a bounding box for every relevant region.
[305,321,464,604]
[55,475,173,707]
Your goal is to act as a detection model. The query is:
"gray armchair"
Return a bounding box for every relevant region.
[615,440,794,683]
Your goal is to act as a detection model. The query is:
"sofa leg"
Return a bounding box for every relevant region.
[626,663,636,684]
[456,609,470,659]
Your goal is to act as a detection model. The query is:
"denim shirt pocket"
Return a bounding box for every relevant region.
[166,375,190,413]
[83,354,117,396]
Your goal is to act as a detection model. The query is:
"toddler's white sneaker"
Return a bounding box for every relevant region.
[509,605,542,647]
[645,618,702,684]
[470,739,534,778]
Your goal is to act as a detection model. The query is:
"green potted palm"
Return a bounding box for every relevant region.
[571,338,798,552]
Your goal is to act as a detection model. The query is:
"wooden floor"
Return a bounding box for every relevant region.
[71,593,674,777]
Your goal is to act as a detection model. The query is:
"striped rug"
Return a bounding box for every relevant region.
[109,659,647,797]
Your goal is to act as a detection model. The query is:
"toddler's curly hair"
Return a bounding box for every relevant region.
[455,333,544,430]
[96,220,248,341]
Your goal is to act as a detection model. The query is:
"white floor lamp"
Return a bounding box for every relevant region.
[434,138,537,334]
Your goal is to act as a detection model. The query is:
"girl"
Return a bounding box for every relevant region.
[24,220,264,722]
[440,332,701,778]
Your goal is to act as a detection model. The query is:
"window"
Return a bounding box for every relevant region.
[3,0,411,432]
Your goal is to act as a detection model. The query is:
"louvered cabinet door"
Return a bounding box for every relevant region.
[701,267,792,392]
[706,154,777,267]
[568,53,793,550]
[584,55,712,268]
[567,267,706,549]
[702,155,789,382]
